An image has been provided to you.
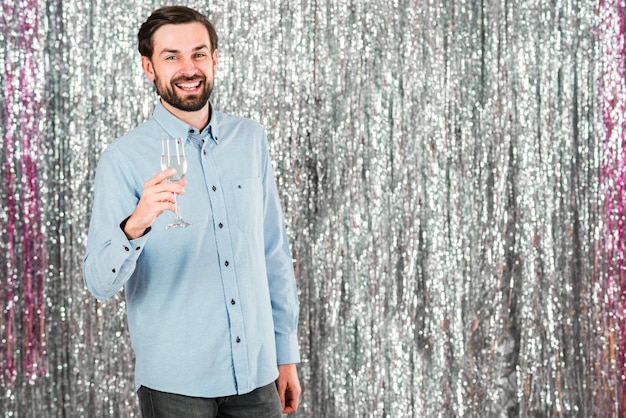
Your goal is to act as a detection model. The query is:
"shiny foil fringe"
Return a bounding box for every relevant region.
[1,0,624,417]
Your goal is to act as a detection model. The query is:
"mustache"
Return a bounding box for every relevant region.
[172,75,205,84]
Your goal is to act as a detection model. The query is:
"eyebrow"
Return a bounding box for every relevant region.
[159,45,210,56]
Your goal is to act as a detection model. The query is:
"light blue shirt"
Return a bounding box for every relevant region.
[83,100,300,397]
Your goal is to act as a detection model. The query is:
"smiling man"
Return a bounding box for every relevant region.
[83,6,301,417]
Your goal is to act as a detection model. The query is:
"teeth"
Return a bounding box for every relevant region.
[178,81,200,90]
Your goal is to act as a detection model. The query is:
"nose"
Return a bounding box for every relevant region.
[179,56,198,76]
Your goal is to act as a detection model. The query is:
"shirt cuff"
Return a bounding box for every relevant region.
[275,332,301,365]
[120,216,152,239]
[114,218,150,261]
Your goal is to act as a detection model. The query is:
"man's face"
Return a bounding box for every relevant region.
[142,22,218,113]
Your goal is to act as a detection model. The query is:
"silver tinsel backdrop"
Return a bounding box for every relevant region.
[2,0,625,417]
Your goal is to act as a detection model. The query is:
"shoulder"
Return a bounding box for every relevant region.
[214,111,265,134]
[102,118,161,155]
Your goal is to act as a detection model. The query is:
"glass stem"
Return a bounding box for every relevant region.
[173,192,181,220]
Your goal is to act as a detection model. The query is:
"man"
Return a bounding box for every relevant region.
[83,6,301,417]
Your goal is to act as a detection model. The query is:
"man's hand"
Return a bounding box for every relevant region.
[276,363,301,414]
[123,169,186,239]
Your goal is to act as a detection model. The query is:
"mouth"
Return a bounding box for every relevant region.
[174,78,203,93]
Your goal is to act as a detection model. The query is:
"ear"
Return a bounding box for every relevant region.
[212,49,218,73]
[141,56,156,82]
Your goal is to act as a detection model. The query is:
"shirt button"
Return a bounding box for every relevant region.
[224,261,229,267]
[112,268,116,273]
[124,246,129,251]
[236,337,241,343]
[136,246,141,250]
[212,185,217,192]
[231,299,236,305]
[203,150,207,155]
[219,223,223,229]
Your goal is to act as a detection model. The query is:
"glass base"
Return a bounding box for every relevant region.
[165,219,192,229]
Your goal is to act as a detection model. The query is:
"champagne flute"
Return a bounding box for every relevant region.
[161,137,191,229]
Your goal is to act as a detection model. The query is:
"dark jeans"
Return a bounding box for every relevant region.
[138,382,283,418]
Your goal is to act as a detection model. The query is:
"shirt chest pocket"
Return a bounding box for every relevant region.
[233,177,263,233]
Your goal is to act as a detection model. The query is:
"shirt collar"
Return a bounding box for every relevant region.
[153,99,219,144]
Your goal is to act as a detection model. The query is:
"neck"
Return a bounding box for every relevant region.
[161,99,211,131]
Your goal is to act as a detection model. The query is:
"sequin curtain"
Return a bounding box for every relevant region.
[1,0,622,417]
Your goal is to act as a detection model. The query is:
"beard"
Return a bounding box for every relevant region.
[154,74,213,112]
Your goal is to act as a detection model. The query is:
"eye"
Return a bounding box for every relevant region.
[194,53,206,59]
[165,55,178,61]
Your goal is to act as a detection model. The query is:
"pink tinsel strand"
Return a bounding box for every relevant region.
[599,0,626,414]
[16,0,47,385]
[1,0,18,383]
[1,0,47,388]
[2,65,17,387]
[614,3,626,415]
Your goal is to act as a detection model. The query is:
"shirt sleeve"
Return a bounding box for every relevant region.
[261,132,301,365]
[83,148,149,300]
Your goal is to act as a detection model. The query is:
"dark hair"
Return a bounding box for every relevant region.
[137,6,218,58]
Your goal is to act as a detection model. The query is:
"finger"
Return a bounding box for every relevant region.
[146,168,177,187]
[278,387,286,411]
[147,179,186,200]
[174,178,187,192]
[283,389,299,413]
[275,381,286,411]
[155,184,185,197]
[153,191,176,204]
